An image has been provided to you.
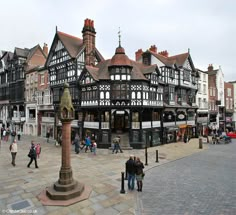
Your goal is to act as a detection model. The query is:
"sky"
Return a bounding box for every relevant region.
[1,0,235,81]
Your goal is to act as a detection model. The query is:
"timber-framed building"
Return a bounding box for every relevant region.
[46,19,104,140]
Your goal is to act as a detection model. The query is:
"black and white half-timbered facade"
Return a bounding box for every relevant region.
[0,51,12,128]
[46,19,104,140]
[79,44,163,149]
[136,46,199,144]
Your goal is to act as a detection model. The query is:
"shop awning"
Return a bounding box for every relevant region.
[178,124,187,129]
[166,127,178,131]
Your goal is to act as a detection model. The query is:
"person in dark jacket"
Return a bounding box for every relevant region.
[27,141,39,168]
[73,133,80,154]
[135,157,144,192]
[126,155,136,190]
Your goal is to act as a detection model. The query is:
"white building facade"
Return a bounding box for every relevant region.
[196,69,209,135]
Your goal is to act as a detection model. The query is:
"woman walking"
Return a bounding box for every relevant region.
[135,157,145,192]
[10,139,17,166]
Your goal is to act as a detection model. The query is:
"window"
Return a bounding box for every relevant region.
[183,70,190,81]
[169,86,175,101]
[227,88,232,97]
[40,75,45,85]
[203,74,206,81]
[198,84,201,93]
[111,83,129,99]
[203,84,206,94]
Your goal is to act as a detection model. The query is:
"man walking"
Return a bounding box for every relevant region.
[27,141,39,168]
[10,139,17,166]
[112,136,123,153]
[126,155,136,190]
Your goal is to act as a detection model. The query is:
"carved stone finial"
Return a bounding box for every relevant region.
[59,83,75,121]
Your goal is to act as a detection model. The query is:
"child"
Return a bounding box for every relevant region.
[36,143,41,159]
[92,140,97,155]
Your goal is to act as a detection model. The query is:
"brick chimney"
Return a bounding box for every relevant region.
[159,50,169,57]
[149,45,157,53]
[135,49,143,61]
[82,18,96,66]
[43,43,48,56]
[208,64,214,72]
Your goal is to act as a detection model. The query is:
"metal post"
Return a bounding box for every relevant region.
[156,150,159,163]
[199,137,203,149]
[125,163,128,180]
[145,145,148,166]
[120,172,125,194]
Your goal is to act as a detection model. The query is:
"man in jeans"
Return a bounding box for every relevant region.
[126,155,136,190]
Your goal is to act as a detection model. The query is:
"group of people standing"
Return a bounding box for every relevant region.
[126,155,145,192]
[72,133,97,155]
[1,127,21,142]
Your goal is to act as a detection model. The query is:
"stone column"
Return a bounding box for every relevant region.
[41,83,91,205]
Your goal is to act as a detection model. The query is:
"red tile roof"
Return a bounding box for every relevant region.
[57,31,84,58]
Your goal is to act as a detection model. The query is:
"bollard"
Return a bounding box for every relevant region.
[156,150,159,163]
[199,138,203,149]
[145,146,148,166]
[125,163,128,180]
[120,172,126,194]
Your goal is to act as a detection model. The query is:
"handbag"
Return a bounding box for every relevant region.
[28,153,31,158]
[142,173,145,178]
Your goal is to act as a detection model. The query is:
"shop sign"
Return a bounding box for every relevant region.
[178,114,185,120]
[226,117,232,122]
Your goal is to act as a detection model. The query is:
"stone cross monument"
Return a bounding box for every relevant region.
[38,83,91,206]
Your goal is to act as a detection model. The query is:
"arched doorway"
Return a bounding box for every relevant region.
[112,110,129,133]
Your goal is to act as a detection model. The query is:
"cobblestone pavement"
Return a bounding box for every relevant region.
[135,140,236,215]
[0,135,208,215]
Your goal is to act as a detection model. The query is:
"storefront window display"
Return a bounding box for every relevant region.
[152,129,161,146]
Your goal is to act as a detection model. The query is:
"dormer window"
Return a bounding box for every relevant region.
[85,77,90,84]
[183,70,190,81]
[169,70,175,79]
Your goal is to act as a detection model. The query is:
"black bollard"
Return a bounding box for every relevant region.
[145,146,148,166]
[120,172,126,194]
[125,163,128,180]
[156,150,159,163]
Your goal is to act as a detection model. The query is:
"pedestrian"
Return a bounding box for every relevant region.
[11,129,16,143]
[135,157,145,192]
[126,155,136,190]
[27,141,39,168]
[84,135,92,152]
[184,133,188,143]
[3,129,6,141]
[36,143,41,159]
[17,130,21,141]
[112,136,123,153]
[9,139,17,166]
[92,140,97,155]
[73,133,80,154]
[46,129,50,143]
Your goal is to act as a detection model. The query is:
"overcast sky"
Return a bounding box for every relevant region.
[1,0,235,81]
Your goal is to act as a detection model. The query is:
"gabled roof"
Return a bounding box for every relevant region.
[57,31,84,58]
[15,47,30,58]
[168,52,189,67]
[85,65,99,81]
[147,50,190,68]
